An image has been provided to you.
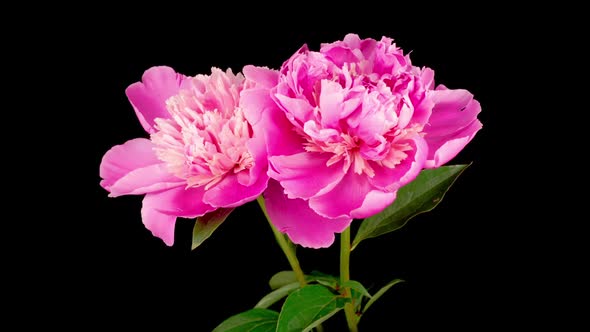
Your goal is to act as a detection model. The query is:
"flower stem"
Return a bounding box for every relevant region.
[340,226,358,332]
[257,196,324,332]
[256,196,307,287]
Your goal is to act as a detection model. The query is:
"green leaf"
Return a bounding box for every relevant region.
[352,164,470,250]
[307,271,339,289]
[255,282,300,309]
[276,285,349,332]
[269,271,340,290]
[192,208,233,250]
[341,280,372,299]
[360,279,404,319]
[269,271,298,290]
[212,308,278,332]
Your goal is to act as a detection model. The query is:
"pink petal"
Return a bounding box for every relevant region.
[100,138,162,191]
[241,88,305,156]
[319,80,345,127]
[269,153,346,199]
[202,170,269,208]
[424,119,482,168]
[309,168,396,219]
[141,196,177,246]
[274,93,314,126]
[144,186,216,218]
[425,87,480,137]
[108,163,184,197]
[264,180,352,248]
[243,65,279,89]
[368,135,428,191]
[238,132,268,187]
[125,66,186,133]
[423,87,482,168]
[140,186,217,245]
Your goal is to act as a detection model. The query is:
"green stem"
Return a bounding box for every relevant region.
[257,196,307,287]
[340,227,358,332]
[257,196,324,332]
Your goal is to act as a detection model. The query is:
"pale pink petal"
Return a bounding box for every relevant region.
[108,163,184,197]
[243,65,279,89]
[319,79,345,127]
[368,135,428,191]
[269,153,346,199]
[125,66,186,133]
[99,138,161,191]
[203,171,269,208]
[309,169,395,219]
[264,180,351,248]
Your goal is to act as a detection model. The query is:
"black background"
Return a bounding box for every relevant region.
[39,8,546,331]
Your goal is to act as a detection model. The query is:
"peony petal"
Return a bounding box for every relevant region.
[269,153,346,199]
[319,79,345,127]
[309,168,395,219]
[425,87,480,137]
[239,132,268,187]
[108,163,184,197]
[424,119,482,168]
[100,138,162,191]
[274,93,314,126]
[423,87,482,168]
[141,196,177,246]
[368,135,428,191]
[351,190,397,219]
[243,65,279,89]
[241,88,305,156]
[144,186,215,218]
[125,66,186,133]
[203,170,269,208]
[264,180,351,248]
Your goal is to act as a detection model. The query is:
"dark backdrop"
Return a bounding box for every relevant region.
[54,10,535,331]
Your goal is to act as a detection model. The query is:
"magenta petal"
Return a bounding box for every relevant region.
[269,153,346,199]
[140,186,214,246]
[125,66,186,133]
[203,171,269,208]
[108,163,184,197]
[425,119,482,168]
[243,65,279,89]
[309,168,394,219]
[100,138,162,191]
[274,93,314,125]
[141,194,177,246]
[424,87,482,168]
[426,87,480,137]
[264,180,351,248]
[368,135,428,191]
[239,133,268,187]
[241,88,305,156]
[351,190,397,219]
[145,186,216,217]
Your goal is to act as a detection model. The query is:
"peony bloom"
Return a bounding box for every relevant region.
[100,67,269,245]
[242,34,482,248]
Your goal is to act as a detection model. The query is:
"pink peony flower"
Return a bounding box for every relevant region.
[100,66,269,245]
[242,34,482,248]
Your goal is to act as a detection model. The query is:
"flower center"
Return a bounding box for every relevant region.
[151,76,253,190]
